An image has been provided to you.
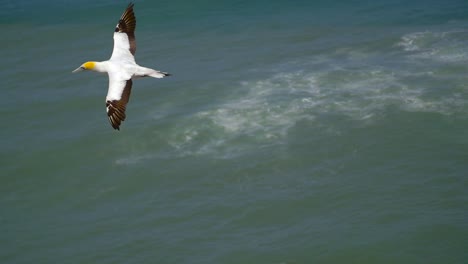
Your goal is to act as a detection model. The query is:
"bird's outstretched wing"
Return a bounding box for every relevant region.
[106,77,132,130]
[111,3,136,61]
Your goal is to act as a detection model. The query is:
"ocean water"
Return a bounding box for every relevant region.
[1,0,468,263]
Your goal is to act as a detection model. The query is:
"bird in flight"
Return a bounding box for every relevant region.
[73,2,170,130]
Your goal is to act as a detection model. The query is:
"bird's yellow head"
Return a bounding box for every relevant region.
[82,61,96,70]
[72,61,96,73]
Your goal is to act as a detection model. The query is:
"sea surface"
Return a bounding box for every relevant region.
[1,0,468,263]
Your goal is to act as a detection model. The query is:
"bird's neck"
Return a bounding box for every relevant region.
[91,61,108,73]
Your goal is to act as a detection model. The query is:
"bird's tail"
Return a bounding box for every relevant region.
[148,70,171,78]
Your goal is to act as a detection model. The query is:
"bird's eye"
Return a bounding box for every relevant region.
[80,66,85,69]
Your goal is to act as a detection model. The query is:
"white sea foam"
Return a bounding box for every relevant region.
[162,62,468,158]
[398,32,431,52]
[398,30,468,62]
[115,154,155,165]
[113,68,464,163]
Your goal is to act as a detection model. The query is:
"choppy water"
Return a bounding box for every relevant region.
[2,1,468,263]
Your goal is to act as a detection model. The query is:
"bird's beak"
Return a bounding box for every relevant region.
[72,67,84,73]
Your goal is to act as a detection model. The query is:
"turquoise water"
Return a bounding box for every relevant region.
[2,1,468,263]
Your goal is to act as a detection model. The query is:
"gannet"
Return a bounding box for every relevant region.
[73,2,170,130]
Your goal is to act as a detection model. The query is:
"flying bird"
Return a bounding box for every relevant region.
[73,2,170,130]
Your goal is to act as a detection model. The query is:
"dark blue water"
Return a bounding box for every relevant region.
[2,1,468,263]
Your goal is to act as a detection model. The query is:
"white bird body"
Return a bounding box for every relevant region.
[73,3,170,130]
